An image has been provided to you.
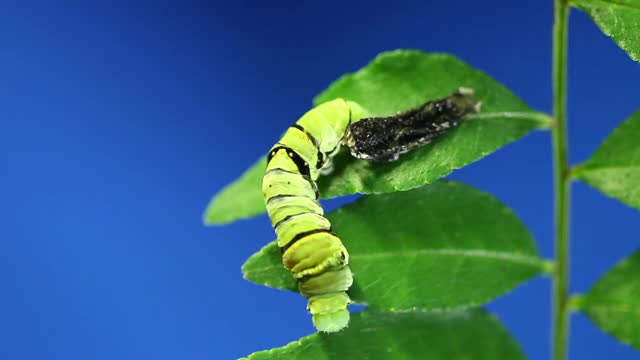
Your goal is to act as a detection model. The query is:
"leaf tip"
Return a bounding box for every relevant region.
[202,207,219,226]
[202,199,231,226]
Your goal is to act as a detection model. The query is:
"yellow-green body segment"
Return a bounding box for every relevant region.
[262,98,368,332]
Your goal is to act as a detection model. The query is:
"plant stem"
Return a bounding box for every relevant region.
[552,1,571,360]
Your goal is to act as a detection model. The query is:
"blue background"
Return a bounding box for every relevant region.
[2,1,639,359]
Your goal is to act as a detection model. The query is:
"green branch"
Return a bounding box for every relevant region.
[551,1,572,360]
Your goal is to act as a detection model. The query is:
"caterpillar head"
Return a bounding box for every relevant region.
[308,293,351,333]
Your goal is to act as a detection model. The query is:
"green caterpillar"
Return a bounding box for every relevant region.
[261,88,479,332]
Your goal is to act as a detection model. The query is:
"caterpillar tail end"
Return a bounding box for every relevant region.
[312,309,350,333]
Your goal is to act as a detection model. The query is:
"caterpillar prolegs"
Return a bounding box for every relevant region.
[261,88,480,332]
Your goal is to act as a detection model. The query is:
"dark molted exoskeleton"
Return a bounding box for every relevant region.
[343,87,481,162]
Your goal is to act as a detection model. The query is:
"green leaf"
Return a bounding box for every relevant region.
[573,109,640,210]
[203,158,267,225]
[580,250,640,350]
[243,309,526,360]
[243,181,548,310]
[573,0,640,63]
[204,50,549,225]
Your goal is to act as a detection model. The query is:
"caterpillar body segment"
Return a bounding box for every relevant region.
[262,99,368,333]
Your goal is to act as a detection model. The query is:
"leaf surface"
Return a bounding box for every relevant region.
[243,309,526,360]
[574,109,640,210]
[204,50,548,224]
[581,250,640,350]
[243,182,548,310]
[574,0,640,62]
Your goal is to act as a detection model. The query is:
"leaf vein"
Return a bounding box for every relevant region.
[467,111,553,128]
[352,248,545,269]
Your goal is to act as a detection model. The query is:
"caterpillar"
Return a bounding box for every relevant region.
[261,88,480,332]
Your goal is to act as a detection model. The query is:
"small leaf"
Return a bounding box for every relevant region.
[574,109,640,210]
[204,50,549,225]
[242,181,548,310]
[243,309,526,360]
[203,157,266,225]
[314,50,548,197]
[581,250,640,350]
[573,0,640,63]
